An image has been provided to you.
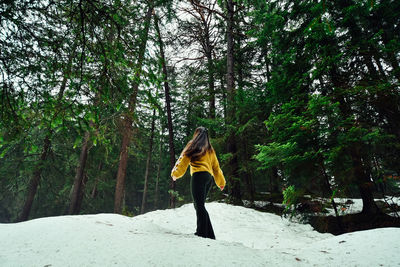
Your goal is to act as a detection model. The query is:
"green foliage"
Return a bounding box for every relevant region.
[252,0,400,207]
[122,206,136,217]
[168,190,184,202]
[282,185,300,217]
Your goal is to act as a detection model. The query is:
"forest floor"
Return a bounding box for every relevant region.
[244,194,400,234]
[1,202,400,266]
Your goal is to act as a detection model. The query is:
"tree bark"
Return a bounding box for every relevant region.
[91,162,102,199]
[114,4,153,214]
[198,2,216,128]
[225,0,241,204]
[226,0,235,104]
[220,72,227,122]
[141,108,156,214]
[75,172,88,213]
[68,131,90,214]
[206,46,216,135]
[17,135,51,222]
[241,135,255,202]
[269,167,280,193]
[350,146,379,215]
[154,138,161,210]
[154,13,176,208]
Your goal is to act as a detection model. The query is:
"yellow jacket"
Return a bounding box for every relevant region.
[171,149,226,188]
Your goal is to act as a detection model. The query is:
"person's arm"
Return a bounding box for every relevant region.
[212,150,226,190]
[171,153,190,181]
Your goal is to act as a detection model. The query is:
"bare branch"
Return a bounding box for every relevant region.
[189,0,226,19]
[172,55,206,67]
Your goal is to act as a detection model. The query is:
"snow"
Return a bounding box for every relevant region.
[319,197,400,217]
[1,202,399,266]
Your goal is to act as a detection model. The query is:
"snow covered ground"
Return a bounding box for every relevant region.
[326,197,400,216]
[1,202,399,266]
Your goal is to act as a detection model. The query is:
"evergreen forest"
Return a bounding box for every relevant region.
[1,0,399,233]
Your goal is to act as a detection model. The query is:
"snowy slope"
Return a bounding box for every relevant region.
[0,202,399,267]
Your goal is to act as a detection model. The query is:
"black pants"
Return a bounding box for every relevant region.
[191,171,215,239]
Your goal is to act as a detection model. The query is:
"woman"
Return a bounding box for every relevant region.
[171,127,225,240]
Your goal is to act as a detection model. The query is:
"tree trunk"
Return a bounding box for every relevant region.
[241,136,255,202]
[329,64,380,216]
[269,167,280,194]
[204,33,215,132]
[185,83,193,138]
[206,48,216,137]
[154,135,162,210]
[68,131,90,214]
[319,158,343,231]
[264,53,271,83]
[226,0,235,105]
[350,146,379,215]
[114,4,153,214]
[154,13,176,208]
[17,135,51,222]
[207,54,215,120]
[141,108,156,214]
[225,0,241,204]
[75,172,88,213]
[220,72,227,122]
[91,162,102,199]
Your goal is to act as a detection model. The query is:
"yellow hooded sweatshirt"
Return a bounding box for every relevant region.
[171,149,226,189]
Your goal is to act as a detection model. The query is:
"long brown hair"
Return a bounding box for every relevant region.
[182,126,213,162]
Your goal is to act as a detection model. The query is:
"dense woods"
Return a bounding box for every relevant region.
[1,0,399,231]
